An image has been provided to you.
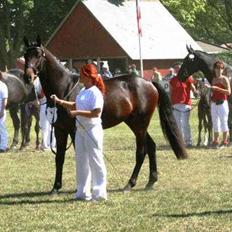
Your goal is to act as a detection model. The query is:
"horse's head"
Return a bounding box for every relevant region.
[178,45,201,81]
[23,35,45,84]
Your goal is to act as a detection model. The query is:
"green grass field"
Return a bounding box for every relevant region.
[0,101,232,232]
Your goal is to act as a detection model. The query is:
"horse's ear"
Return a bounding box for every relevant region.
[36,35,42,47]
[186,44,195,54]
[23,36,30,47]
[189,45,194,53]
[186,44,192,53]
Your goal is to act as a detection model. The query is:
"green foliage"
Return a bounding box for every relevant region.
[216,51,232,65]
[0,0,76,69]
[161,0,232,45]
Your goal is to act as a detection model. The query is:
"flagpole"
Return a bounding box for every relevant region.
[136,0,143,78]
[138,30,143,78]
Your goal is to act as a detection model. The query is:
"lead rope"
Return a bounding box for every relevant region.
[49,79,80,154]
[49,101,73,155]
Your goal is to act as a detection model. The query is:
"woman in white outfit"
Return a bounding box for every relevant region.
[51,63,107,201]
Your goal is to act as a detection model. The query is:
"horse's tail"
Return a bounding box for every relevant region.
[152,81,188,159]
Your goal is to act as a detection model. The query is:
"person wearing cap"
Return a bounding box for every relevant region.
[50,63,107,201]
[101,63,113,79]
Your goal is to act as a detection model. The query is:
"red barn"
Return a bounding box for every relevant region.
[46,0,201,80]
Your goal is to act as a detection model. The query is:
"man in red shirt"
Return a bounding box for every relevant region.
[169,64,198,147]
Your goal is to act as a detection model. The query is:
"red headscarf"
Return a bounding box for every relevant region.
[80,64,106,95]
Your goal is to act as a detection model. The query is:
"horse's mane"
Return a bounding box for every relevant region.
[42,46,68,73]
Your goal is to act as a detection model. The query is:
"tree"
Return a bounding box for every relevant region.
[0,0,76,69]
[161,0,232,46]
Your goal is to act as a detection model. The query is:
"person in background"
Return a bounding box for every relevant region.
[163,67,175,81]
[169,64,198,147]
[27,68,56,151]
[114,68,122,76]
[204,61,231,148]
[101,63,113,79]
[0,71,8,152]
[129,64,139,77]
[51,63,107,201]
[151,67,162,83]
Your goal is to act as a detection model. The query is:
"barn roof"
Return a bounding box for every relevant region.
[47,0,201,60]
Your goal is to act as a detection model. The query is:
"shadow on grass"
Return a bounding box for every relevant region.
[0,190,76,205]
[153,209,232,218]
[0,187,154,205]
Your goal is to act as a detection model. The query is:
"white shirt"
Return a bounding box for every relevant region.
[33,77,46,104]
[75,86,103,127]
[0,81,8,112]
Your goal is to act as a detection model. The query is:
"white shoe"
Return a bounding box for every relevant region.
[73,194,92,201]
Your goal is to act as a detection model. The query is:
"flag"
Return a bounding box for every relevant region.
[136,0,142,36]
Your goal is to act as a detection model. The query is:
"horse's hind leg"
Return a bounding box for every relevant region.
[9,107,20,149]
[123,131,147,192]
[20,113,32,150]
[145,132,157,190]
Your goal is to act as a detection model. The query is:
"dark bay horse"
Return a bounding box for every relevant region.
[23,36,187,193]
[0,69,40,149]
[178,45,232,142]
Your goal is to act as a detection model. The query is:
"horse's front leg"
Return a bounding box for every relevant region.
[51,127,68,194]
[123,132,146,192]
[34,112,40,149]
[197,113,203,147]
[207,111,212,146]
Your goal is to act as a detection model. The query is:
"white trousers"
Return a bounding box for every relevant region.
[75,123,107,200]
[211,101,229,132]
[0,112,8,150]
[172,103,192,145]
[40,104,56,149]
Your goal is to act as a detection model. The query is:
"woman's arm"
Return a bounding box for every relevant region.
[204,77,231,96]
[211,77,231,96]
[69,108,101,118]
[50,94,76,110]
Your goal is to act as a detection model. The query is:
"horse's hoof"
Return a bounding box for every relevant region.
[123,184,132,193]
[24,142,30,147]
[145,185,154,191]
[10,145,17,152]
[50,188,60,195]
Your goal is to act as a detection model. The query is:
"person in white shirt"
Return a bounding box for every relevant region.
[0,71,8,152]
[30,69,56,151]
[51,63,107,201]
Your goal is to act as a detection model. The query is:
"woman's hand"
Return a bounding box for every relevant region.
[50,94,60,103]
[204,83,211,89]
